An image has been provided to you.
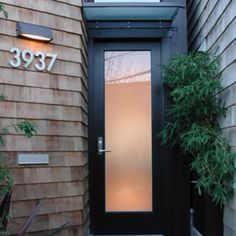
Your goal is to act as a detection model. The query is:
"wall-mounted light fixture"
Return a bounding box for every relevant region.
[16,22,53,42]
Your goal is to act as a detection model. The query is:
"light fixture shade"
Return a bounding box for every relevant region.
[16,22,53,42]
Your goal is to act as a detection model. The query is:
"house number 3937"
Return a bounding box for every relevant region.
[9,48,57,72]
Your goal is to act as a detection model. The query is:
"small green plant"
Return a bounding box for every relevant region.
[0,97,37,235]
[0,2,8,18]
[14,121,37,138]
[0,119,37,235]
[161,52,236,206]
[0,191,12,235]
[0,162,13,197]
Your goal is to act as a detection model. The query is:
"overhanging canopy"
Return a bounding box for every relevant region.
[83,2,184,21]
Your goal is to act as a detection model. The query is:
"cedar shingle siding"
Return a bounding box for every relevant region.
[187,0,236,235]
[0,1,88,235]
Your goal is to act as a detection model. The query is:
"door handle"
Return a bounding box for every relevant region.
[98,137,111,155]
[99,149,111,153]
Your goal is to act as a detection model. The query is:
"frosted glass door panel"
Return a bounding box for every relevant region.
[105,51,152,212]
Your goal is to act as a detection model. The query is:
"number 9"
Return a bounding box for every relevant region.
[22,49,34,69]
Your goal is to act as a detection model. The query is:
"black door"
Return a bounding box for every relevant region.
[89,40,165,234]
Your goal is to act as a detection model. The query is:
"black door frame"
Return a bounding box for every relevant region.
[88,17,190,236]
[90,40,163,235]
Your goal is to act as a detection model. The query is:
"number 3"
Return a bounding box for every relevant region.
[35,51,46,71]
[9,48,21,68]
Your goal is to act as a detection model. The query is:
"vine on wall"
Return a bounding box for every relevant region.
[0,4,37,234]
[0,2,7,18]
[161,52,236,206]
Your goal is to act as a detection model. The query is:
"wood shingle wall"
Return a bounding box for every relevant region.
[0,0,88,235]
[187,0,236,235]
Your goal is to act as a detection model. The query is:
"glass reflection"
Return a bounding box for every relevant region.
[105,51,152,212]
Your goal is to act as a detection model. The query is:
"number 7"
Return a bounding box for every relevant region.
[46,53,57,71]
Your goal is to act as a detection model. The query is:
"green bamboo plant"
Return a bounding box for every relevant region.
[161,52,236,206]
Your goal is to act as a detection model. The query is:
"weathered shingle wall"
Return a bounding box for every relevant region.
[187,0,236,235]
[0,0,88,235]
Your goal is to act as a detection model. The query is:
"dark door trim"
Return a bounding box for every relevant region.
[89,40,163,234]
